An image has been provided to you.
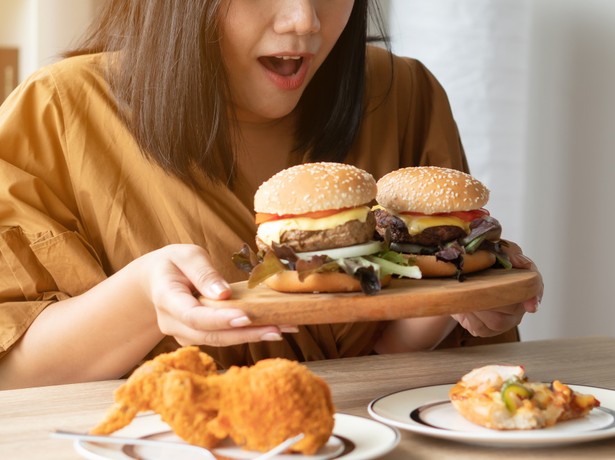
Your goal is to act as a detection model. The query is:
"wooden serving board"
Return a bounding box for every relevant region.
[198,269,541,326]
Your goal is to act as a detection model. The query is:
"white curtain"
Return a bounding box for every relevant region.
[384,0,615,341]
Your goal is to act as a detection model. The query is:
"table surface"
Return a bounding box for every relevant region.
[1,336,614,459]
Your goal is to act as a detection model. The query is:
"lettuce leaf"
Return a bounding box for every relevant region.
[232,242,424,295]
[365,254,422,279]
[246,250,287,289]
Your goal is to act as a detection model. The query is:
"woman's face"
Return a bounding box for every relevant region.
[220,0,355,123]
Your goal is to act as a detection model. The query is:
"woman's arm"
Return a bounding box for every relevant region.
[374,315,458,354]
[0,244,287,390]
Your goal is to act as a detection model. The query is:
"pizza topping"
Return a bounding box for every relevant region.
[460,364,525,392]
[501,380,534,413]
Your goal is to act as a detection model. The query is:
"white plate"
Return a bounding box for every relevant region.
[75,412,400,460]
[368,383,615,447]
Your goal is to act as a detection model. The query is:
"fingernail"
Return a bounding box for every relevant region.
[260,332,283,341]
[524,299,539,313]
[517,254,532,264]
[230,316,251,327]
[210,281,230,297]
[280,326,299,334]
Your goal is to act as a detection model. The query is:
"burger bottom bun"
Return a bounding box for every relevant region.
[264,272,391,293]
[409,250,496,278]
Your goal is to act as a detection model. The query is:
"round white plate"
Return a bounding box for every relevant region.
[368,383,615,447]
[75,412,400,460]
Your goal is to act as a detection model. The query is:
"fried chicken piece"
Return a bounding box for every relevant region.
[155,369,221,447]
[208,358,335,455]
[91,346,218,443]
[91,348,335,455]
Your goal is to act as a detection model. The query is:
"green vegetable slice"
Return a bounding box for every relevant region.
[246,250,286,288]
[364,255,422,279]
[501,381,534,413]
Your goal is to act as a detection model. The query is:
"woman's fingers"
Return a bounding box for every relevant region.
[167,322,286,347]
[163,244,232,300]
[523,296,540,313]
[499,240,544,305]
[157,296,290,346]
[142,244,298,347]
[500,240,534,269]
[452,303,528,337]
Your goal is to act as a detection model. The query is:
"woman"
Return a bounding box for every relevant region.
[0,0,540,389]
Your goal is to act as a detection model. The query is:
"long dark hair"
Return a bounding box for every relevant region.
[66,0,385,186]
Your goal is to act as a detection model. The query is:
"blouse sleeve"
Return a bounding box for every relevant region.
[0,69,107,357]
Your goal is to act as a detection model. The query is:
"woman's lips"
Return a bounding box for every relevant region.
[258,55,312,91]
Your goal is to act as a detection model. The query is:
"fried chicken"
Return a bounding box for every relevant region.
[208,358,335,455]
[91,347,335,455]
[91,346,219,445]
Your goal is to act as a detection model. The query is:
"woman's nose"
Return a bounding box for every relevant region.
[273,0,321,35]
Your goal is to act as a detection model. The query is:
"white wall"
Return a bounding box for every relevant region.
[0,0,35,81]
[0,0,102,81]
[386,0,615,340]
[524,0,615,340]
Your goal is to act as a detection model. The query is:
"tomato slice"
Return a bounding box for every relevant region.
[401,207,490,222]
[255,207,351,225]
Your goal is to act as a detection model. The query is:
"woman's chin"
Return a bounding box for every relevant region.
[234,103,299,124]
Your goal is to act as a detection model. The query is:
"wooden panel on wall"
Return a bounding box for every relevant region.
[0,48,18,103]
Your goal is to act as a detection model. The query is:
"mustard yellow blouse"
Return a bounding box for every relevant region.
[0,46,469,367]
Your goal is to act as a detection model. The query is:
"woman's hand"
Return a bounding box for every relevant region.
[451,240,543,337]
[140,244,296,347]
[0,243,297,389]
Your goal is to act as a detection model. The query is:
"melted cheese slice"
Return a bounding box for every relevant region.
[257,206,370,247]
[373,205,470,235]
[399,214,470,236]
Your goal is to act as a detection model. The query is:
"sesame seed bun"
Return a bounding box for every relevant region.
[264,271,391,293]
[409,251,496,278]
[376,166,489,214]
[254,162,377,215]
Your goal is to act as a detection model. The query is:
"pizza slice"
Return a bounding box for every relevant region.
[449,365,600,430]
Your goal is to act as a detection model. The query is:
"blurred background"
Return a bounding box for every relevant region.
[1,0,614,341]
[383,0,615,342]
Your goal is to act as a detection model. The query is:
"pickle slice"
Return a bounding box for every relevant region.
[501,382,534,413]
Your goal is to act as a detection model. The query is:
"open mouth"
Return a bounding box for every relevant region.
[258,56,304,77]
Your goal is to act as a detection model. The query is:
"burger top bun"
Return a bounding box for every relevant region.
[376,166,489,214]
[254,162,377,215]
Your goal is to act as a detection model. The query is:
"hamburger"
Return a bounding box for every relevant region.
[233,162,421,295]
[374,166,512,279]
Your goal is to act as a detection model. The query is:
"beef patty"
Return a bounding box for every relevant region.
[257,212,376,253]
[373,208,466,247]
